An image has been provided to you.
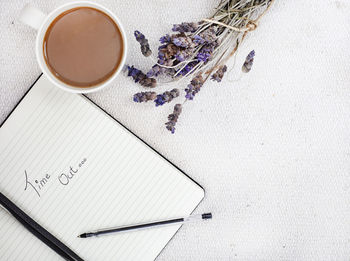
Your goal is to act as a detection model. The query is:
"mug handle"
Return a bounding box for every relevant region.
[19,4,47,30]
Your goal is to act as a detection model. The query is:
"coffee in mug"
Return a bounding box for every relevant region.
[43,7,124,87]
[19,2,127,93]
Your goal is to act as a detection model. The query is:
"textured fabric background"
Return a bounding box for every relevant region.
[1,0,350,260]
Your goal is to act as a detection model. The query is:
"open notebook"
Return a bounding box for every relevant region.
[0,75,204,260]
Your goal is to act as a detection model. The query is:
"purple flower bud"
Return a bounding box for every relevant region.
[165,104,183,134]
[127,65,157,88]
[158,44,168,50]
[193,29,217,44]
[177,62,198,76]
[193,35,205,45]
[196,49,212,62]
[154,89,180,106]
[172,35,194,48]
[139,77,157,88]
[157,52,166,64]
[172,22,199,33]
[196,42,216,63]
[133,91,157,103]
[134,30,152,57]
[134,30,145,41]
[184,88,195,100]
[147,65,162,77]
[175,48,192,62]
[127,65,142,81]
[242,50,255,73]
[185,74,204,100]
[159,34,171,44]
[175,54,185,62]
[211,65,228,82]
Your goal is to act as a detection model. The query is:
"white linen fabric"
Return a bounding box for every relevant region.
[1,0,350,260]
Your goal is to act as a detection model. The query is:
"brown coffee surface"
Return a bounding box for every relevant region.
[43,7,123,87]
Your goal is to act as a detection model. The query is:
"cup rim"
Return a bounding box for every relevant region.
[35,1,127,94]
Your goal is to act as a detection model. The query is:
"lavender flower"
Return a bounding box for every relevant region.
[157,51,166,65]
[172,34,195,48]
[147,65,162,77]
[127,65,157,88]
[134,30,152,57]
[166,44,179,57]
[127,65,141,80]
[147,57,176,78]
[242,50,255,73]
[193,35,206,45]
[133,91,157,103]
[175,48,192,62]
[126,0,274,134]
[172,22,199,33]
[177,61,198,76]
[139,78,157,88]
[185,74,204,100]
[159,34,171,44]
[154,89,180,106]
[196,45,214,63]
[196,51,211,62]
[157,44,178,63]
[211,65,227,82]
[193,28,217,44]
[165,104,182,134]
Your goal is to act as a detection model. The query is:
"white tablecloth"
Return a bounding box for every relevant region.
[1,0,350,260]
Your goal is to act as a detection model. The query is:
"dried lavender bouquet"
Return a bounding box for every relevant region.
[127,0,274,133]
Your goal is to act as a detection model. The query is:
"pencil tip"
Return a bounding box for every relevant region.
[77,235,81,238]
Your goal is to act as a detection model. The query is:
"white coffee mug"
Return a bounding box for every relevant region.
[20,2,127,94]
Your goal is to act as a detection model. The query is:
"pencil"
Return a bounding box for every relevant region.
[0,192,83,261]
[78,213,212,238]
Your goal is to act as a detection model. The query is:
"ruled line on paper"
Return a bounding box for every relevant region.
[0,86,67,174]
[0,79,59,159]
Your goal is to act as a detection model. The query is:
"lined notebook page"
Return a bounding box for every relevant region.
[0,75,204,261]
